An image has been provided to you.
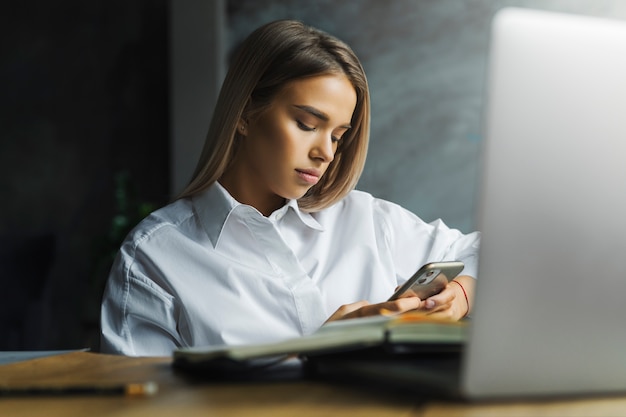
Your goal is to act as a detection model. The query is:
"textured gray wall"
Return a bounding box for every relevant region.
[227,0,626,232]
[170,0,225,195]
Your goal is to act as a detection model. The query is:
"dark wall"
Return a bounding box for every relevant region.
[1,1,170,350]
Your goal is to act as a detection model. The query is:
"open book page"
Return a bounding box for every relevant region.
[174,313,466,364]
[383,313,467,344]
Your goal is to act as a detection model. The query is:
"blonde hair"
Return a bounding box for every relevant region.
[177,20,370,212]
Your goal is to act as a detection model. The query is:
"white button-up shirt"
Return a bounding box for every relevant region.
[100,182,480,356]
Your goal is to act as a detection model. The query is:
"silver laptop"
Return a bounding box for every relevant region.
[309,7,626,400]
[463,6,626,399]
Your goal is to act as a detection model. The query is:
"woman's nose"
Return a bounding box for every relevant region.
[311,133,336,162]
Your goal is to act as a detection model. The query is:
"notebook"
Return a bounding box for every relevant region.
[307,7,626,400]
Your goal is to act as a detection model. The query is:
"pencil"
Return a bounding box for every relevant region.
[0,381,159,397]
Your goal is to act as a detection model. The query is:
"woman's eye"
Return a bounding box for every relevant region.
[297,120,315,132]
[333,130,348,143]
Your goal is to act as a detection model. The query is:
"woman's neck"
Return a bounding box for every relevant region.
[219,170,285,217]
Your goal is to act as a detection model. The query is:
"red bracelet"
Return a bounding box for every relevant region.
[451,280,470,317]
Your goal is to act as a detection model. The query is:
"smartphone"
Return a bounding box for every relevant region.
[388,261,465,301]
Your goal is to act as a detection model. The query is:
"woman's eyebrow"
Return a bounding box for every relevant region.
[293,105,352,129]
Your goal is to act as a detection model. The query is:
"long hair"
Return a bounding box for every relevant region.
[177,20,370,212]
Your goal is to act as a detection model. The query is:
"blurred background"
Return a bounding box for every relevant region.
[2,0,625,351]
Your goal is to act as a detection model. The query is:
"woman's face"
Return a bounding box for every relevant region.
[228,74,357,214]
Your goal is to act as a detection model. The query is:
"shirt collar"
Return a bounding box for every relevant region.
[284,199,324,231]
[192,182,324,248]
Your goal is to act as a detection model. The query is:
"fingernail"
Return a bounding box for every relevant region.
[425,299,435,309]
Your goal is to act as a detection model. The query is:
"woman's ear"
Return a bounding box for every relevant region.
[237,118,248,137]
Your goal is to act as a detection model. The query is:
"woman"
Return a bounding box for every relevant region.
[100,20,480,356]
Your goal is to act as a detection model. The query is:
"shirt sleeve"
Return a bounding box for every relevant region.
[372,198,481,282]
[100,250,182,357]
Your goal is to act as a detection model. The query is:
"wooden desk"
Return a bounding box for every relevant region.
[2,352,626,417]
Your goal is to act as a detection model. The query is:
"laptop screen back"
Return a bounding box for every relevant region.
[463,7,626,399]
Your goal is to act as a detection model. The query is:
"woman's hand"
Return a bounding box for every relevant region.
[325,275,475,323]
[325,296,423,323]
[419,275,475,321]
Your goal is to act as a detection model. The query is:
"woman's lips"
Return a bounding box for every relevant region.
[296,168,321,185]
